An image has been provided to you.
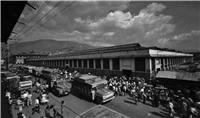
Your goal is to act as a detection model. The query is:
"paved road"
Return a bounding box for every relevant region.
[10,78,179,118]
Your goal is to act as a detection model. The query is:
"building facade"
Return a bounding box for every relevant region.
[25,43,193,82]
[10,53,48,64]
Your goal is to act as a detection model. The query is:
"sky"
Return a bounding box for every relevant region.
[10,0,200,51]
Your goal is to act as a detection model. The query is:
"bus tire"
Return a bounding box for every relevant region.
[95,97,102,104]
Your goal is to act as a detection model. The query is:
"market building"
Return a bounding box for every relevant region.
[10,53,48,64]
[25,43,193,82]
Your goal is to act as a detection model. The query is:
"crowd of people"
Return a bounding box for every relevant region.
[59,69,200,118]
[104,75,200,118]
[3,67,200,118]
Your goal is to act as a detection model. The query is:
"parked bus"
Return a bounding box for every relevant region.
[72,74,115,104]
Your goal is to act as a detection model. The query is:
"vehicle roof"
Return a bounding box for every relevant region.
[74,74,107,86]
[42,68,59,72]
[2,72,17,77]
[18,73,30,76]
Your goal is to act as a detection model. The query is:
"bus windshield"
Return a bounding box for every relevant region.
[96,83,107,90]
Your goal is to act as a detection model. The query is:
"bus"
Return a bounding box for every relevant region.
[41,68,64,89]
[41,68,60,80]
[72,74,115,104]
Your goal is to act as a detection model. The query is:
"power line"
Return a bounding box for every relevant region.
[14,1,50,38]
[25,1,36,17]
[22,0,63,34]
[31,1,51,21]
[26,0,76,37]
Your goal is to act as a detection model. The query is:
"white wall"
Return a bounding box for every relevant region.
[120,58,135,71]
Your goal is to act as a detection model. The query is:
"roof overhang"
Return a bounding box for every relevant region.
[1,1,27,43]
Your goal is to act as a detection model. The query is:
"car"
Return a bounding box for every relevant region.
[52,80,70,96]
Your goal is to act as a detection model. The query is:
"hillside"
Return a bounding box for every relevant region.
[9,39,95,54]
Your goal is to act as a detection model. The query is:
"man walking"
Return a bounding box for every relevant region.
[61,101,65,118]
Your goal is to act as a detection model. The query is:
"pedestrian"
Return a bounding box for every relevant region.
[17,112,26,118]
[168,98,175,118]
[45,105,50,118]
[53,105,58,118]
[61,100,65,117]
[34,97,40,114]
[91,88,95,101]
[27,90,32,107]
[17,97,23,112]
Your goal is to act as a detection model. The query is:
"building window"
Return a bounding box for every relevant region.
[89,59,94,68]
[74,60,77,67]
[152,58,155,71]
[78,60,82,67]
[69,60,72,67]
[83,59,87,68]
[103,59,109,69]
[112,58,120,70]
[135,57,145,72]
[95,59,101,69]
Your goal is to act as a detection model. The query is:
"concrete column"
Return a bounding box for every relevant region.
[93,59,96,69]
[162,58,166,70]
[165,58,168,70]
[167,58,170,70]
[119,59,122,71]
[145,58,152,73]
[87,59,89,68]
[77,60,79,68]
[81,60,84,68]
[109,58,113,70]
[169,57,173,70]
[101,59,103,69]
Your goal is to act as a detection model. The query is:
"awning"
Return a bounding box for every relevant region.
[156,71,200,82]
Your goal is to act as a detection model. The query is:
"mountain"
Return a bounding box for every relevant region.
[181,49,200,53]
[9,39,96,54]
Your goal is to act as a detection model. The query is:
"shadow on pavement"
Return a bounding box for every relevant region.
[124,100,137,105]
[150,111,169,118]
[70,89,92,103]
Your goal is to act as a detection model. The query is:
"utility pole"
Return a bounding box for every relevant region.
[6,40,10,71]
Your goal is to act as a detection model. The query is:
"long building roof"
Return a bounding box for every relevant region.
[26,43,193,60]
[52,43,143,57]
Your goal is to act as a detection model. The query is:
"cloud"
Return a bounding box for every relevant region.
[75,2,174,45]
[172,30,200,40]
[18,2,177,48]
[157,30,200,50]
[145,23,175,37]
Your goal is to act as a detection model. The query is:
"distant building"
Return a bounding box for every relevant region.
[25,43,193,82]
[10,53,48,64]
[1,59,5,65]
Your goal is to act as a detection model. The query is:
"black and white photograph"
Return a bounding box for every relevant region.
[1,0,200,118]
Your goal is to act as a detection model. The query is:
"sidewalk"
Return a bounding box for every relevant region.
[1,90,13,118]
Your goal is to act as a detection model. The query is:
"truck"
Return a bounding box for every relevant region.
[72,74,115,104]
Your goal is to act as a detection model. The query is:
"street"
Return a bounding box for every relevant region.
[8,77,175,118]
